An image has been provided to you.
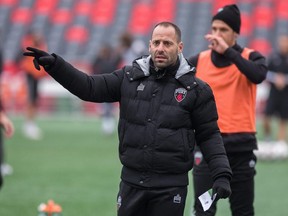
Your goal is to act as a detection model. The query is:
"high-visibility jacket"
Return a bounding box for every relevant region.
[196,48,256,133]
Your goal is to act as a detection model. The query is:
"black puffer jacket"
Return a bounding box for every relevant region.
[47,53,232,187]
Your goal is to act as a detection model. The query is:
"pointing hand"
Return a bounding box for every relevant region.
[23,47,55,71]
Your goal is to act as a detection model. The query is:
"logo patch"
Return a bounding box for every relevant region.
[173,194,182,204]
[137,83,145,91]
[249,159,256,168]
[194,151,203,166]
[174,88,187,102]
[117,196,122,210]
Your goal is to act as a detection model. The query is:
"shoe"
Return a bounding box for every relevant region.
[1,163,13,176]
[23,121,43,140]
[255,141,273,160]
[101,117,115,135]
[272,140,288,160]
[255,140,288,160]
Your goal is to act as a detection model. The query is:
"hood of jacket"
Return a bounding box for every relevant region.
[123,53,198,90]
[134,53,195,79]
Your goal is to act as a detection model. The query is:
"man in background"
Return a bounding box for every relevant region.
[258,34,288,160]
[189,4,267,216]
[92,44,121,135]
[0,47,15,187]
[20,31,47,140]
[0,106,14,188]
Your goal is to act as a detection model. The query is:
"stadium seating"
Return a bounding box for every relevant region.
[276,0,288,20]
[34,0,58,15]
[129,2,152,35]
[1,0,288,114]
[1,0,287,63]
[153,0,175,23]
[213,0,237,14]
[90,0,117,26]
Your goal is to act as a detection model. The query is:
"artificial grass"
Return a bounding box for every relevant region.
[1,115,287,216]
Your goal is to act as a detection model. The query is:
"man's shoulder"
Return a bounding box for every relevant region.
[244,47,266,60]
[192,77,215,103]
[123,65,133,72]
[194,76,211,89]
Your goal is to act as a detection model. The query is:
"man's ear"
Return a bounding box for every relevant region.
[178,41,183,54]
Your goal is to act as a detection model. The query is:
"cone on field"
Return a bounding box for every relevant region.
[38,199,62,216]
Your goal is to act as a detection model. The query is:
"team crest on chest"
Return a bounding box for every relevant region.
[194,151,203,166]
[174,88,187,102]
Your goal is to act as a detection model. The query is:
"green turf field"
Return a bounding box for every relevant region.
[1,115,287,216]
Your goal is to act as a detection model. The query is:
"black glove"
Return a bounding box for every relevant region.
[23,47,55,71]
[212,177,231,201]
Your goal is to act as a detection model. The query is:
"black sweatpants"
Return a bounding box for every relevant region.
[193,150,257,216]
[26,73,39,105]
[117,181,187,216]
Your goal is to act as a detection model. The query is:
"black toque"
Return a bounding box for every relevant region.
[212,4,241,34]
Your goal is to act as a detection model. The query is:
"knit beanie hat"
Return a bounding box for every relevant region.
[212,4,241,33]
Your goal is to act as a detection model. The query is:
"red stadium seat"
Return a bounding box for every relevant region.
[51,8,72,25]
[236,0,256,2]
[276,0,288,20]
[34,0,58,15]
[66,25,89,43]
[153,0,175,23]
[213,0,236,13]
[11,7,32,24]
[253,5,274,28]
[179,0,210,2]
[240,12,252,36]
[129,3,152,34]
[90,0,117,25]
[249,38,272,56]
[0,0,18,7]
[74,1,92,16]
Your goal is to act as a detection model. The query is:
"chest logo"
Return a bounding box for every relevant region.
[174,88,187,102]
[194,151,203,166]
[137,83,145,91]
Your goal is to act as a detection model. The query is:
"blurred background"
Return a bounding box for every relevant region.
[1,0,288,116]
[0,0,288,215]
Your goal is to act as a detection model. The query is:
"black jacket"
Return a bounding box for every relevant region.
[266,52,288,97]
[47,53,232,187]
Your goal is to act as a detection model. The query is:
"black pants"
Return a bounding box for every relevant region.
[26,73,39,105]
[193,150,257,216]
[117,181,187,216]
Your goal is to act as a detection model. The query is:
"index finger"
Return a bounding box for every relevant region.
[26,47,43,53]
[23,52,36,57]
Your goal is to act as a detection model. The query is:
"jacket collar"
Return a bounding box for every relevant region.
[125,53,198,90]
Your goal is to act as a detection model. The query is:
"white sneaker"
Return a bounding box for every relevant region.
[272,140,288,159]
[255,140,288,160]
[102,117,115,135]
[23,122,43,140]
[1,163,13,176]
[255,141,273,160]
